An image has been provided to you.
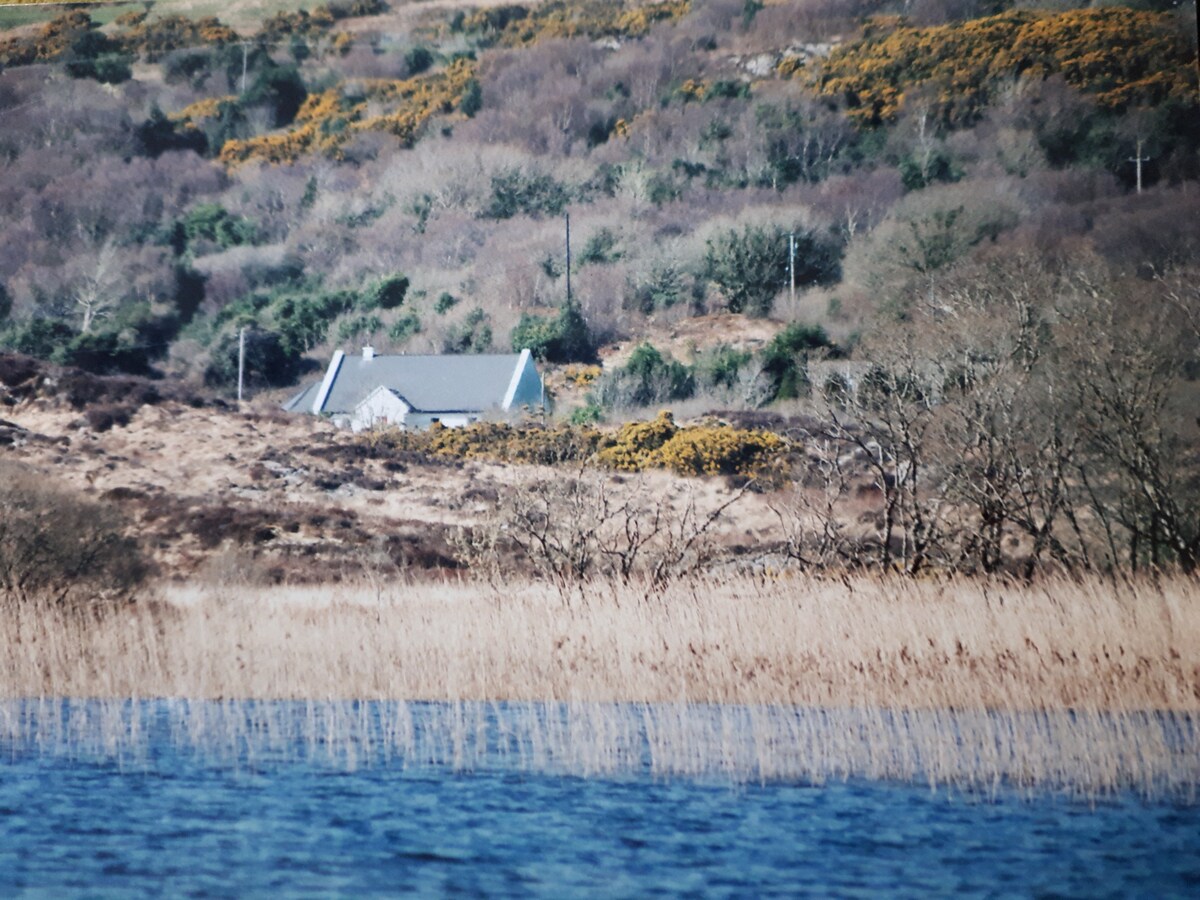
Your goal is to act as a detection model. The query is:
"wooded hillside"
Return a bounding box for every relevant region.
[0,0,1193,401]
[0,0,1197,577]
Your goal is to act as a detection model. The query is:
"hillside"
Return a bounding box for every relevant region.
[0,0,1198,580]
[0,0,1195,410]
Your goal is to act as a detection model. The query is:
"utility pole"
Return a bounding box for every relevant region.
[237,326,246,404]
[564,210,572,308]
[787,232,796,304]
[1128,137,1150,194]
[240,42,250,94]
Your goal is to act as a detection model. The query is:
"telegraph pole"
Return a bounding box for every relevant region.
[1128,137,1150,194]
[237,326,246,404]
[240,42,250,94]
[564,211,572,308]
[787,232,796,304]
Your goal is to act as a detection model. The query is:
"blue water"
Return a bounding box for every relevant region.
[1,702,1198,897]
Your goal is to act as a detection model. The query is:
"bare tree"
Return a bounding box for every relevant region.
[1070,274,1200,572]
[460,470,751,600]
[770,437,856,568]
[926,260,1090,574]
[817,328,946,574]
[74,236,120,334]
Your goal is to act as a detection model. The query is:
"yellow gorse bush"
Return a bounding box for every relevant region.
[676,78,708,101]
[593,411,787,476]
[171,96,237,124]
[257,7,337,40]
[654,424,784,477]
[775,56,804,79]
[563,365,602,388]
[116,15,239,56]
[596,410,679,471]
[1,11,233,68]
[218,58,478,167]
[0,12,93,65]
[363,421,605,466]
[813,8,1196,126]
[461,0,689,47]
[352,412,788,478]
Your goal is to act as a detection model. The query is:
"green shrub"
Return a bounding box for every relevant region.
[899,147,961,191]
[243,63,307,127]
[483,168,570,219]
[337,314,384,342]
[568,401,604,425]
[388,312,422,343]
[181,203,257,250]
[134,106,208,158]
[270,289,357,357]
[511,304,596,363]
[1,319,75,362]
[704,80,749,101]
[204,328,300,389]
[443,307,492,353]
[360,274,409,311]
[695,344,752,392]
[579,227,622,265]
[594,343,693,409]
[67,52,133,84]
[703,225,842,317]
[624,264,692,314]
[405,45,433,74]
[760,322,835,401]
[64,326,156,376]
[458,78,483,116]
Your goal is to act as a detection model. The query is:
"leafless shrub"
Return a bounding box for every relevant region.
[0,461,148,613]
[84,402,135,432]
[770,437,858,568]
[461,470,751,600]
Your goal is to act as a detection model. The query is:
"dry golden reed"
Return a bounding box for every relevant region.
[0,573,1196,798]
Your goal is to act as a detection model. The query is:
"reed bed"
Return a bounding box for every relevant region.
[0,574,1197,798]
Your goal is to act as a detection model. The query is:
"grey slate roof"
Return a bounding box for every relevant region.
[282,382,320,413]
[307,354,526,414]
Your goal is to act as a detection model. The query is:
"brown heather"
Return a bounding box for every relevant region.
[0,574,1196,797]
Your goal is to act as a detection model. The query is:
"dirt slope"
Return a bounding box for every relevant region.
[0,356,782,583]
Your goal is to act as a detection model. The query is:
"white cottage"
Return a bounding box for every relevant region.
[283,346,545,431]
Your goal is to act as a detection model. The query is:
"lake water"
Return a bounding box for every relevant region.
[1,700,1197,897]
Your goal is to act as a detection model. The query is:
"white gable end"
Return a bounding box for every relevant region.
[352,386,410,432]
[503,348,544,411]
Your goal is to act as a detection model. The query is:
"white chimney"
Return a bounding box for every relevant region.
[362,346,375,360]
